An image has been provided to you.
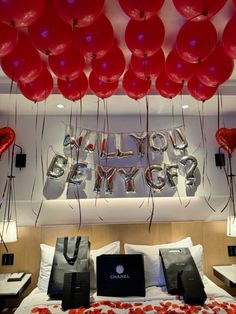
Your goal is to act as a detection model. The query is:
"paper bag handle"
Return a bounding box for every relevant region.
[63,236,81,265]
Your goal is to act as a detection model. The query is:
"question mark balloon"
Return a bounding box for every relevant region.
[179,155,198,187]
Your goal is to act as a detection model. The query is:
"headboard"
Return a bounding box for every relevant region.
[1,221,236,302]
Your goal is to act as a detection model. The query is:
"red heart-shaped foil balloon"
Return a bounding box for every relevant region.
[215,128,236,155]
[0,127,15,157]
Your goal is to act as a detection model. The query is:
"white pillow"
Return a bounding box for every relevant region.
[37,244,55,292]
[37,241,120,292]
[189,244,204,279]
[124,237,193,287]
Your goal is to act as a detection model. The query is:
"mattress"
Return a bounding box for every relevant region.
[14,276,236,314]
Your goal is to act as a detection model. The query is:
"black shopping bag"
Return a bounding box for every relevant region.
[159,247,203,296]
[178,270,207,305]
[48,236,89,299]
[62,272,90,311]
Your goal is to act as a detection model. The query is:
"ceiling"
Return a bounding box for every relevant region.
[0,0,236,116]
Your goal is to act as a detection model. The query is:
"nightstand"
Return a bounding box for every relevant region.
[213,265,236,288]
[0,273,31,313]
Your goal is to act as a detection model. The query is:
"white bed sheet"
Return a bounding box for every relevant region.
[15,276,235,314]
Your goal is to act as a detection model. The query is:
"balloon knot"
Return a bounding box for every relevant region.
[72,18,78,27]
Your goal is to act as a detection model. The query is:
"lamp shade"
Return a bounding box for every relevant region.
[0,220,17,243]
[227,216,236,237]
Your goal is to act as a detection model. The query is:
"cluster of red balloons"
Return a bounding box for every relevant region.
[0,0,236,102]
[121,0,235,101]
[0,0,125,101]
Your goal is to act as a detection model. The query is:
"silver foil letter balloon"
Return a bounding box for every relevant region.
[165,164,178,188]
[118,167,139,193]
[93,166,116,194]
[169,128,188,151]
[130,132,147,158]
[144,164,166,191]
[115,133,134,158]
[47,154,68,178]
[149,131,168,153]
[179,155,198,187]
[67,162,88,185]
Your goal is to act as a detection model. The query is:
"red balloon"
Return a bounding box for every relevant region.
[0,0,45,27]
[197,46,234,87]
[130,49,165,80]
[125,16,165,57]
[122,68,151,99]
[215,128,236,155]
[51,0,104,28]
[89,71,118,98]
[187,75,216,101]
[1,32,42,84]
[165,48,196,83]
[0,21,18,57]
[222,15,236,59]
[233,0,236,8]
[28,2,72,56]
[58,72,88,101]
[118,0,164,21]
[48,45,84,81]
[75,15,114,61]
[91,46,126,83]
[0,127,15,157]
[176,20,217,63]
[173,0,227,21]
[155,70,183,98]
[18,66,53,102]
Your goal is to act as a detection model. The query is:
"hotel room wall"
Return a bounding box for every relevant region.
[0,114,235,225]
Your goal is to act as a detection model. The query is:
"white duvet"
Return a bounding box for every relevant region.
[15,277,236,314]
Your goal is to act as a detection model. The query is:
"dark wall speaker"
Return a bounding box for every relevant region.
[15,154,26,169]
[215,153,225,167]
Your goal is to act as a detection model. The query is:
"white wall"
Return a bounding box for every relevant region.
[0,112,235,226]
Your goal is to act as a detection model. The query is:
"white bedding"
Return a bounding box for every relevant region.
[15,276,236,314]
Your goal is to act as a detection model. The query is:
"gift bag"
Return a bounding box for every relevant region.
[159,248,202,295]
[48,236,89,299]
[178,270,207,305]
[62,272,90,310]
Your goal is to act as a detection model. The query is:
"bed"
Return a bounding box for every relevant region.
[14,236,236,314]
[15,277,236,314]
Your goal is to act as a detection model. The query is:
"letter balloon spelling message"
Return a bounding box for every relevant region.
[144,165,166,191]
[99,133,116,159]
[47,155,68,178]
[115,134,134,158]
[67,162,88,185]
[165,164,178,188]
[93,166,116,194]
[169,128,188,151]
[149,131,168,153]
[179,155,198,187]
[118,167,139,193]
[130,132,147,157]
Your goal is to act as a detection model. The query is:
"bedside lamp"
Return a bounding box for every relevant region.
[0,220,17,265]
[227,216,236,237]
[0,220,17,243]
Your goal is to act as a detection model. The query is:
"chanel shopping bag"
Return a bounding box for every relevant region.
[96,254,145,297]
[159,248,202,295]
[178,270,207,305]
[62,272,90,310]
[48,236,89,299]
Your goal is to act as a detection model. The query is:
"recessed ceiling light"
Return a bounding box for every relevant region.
[57,104,64,109]
[182,104,189,109]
